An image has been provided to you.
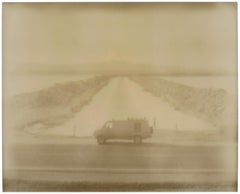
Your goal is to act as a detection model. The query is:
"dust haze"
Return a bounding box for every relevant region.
[2,3,237,192]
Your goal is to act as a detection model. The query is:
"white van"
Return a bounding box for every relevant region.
[93,118,153,144]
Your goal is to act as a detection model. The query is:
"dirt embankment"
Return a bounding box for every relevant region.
[130,76,231,129]
[6,76,112,130]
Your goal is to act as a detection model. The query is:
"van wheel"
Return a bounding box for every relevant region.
[134,136,142,144]
[97,136,106,144]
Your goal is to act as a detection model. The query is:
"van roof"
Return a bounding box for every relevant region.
[109,118,148,123]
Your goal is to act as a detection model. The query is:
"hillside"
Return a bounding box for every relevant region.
[130,76,233,130]
[6,76,112,131]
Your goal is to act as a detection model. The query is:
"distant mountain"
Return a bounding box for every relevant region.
[7,76,112,130]
[130,76,232,130]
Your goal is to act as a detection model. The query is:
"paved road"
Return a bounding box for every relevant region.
[4,142,237,186]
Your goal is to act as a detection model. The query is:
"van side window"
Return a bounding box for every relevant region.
[134,122,141,132]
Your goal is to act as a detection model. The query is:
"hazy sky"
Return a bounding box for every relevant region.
[3,3,237,75]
